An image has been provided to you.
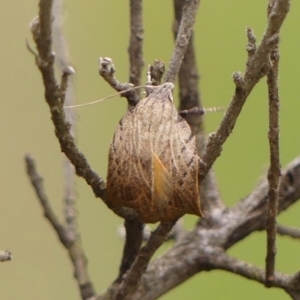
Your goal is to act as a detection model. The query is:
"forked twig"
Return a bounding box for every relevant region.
[201,0,290,181]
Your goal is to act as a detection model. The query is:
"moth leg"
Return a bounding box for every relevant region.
[178,106,205,118]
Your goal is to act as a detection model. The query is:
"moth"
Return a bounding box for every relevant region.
[106,82,203,223]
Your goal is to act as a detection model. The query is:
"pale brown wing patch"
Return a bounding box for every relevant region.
[152,151,173,212]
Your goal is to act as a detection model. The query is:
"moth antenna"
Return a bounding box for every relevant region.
[146,64,152,85]
[64,85,146,109]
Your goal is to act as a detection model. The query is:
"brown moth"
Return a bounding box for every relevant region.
[106,82,203,223]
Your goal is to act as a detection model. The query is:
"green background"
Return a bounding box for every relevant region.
[1,1,299,299]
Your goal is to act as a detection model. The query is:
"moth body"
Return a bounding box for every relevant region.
[107,83,202,223]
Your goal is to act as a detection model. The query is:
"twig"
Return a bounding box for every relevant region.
[165,0,201,83]
[0,250,12,262]
[277,224,300,239]
[29,1,136,220]
[99,57,139,106]
[265,37,281,285]
[118,218,186,242]
[128,0,144,87]
[25,155,96,299]
[103,222,176,300]
[116,218,144,283]
[200,0,290,181]
[25,155,70,246]
[209,251,292,289]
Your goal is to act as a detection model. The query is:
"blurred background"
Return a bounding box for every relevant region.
[1,1,300,299]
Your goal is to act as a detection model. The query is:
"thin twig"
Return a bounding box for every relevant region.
[209,251,292,289]
[25,155,70,246]
[116,222,175,300]
[165,0,201,83]
[99,57,139,106]
[277,224,300,239]
[265,39,281,285]
[99,222,176,300]
[118,218,186,242]
[128,0,144,87]
[116,218,144,283]
[25,155,96,300]
[201,0,290,181]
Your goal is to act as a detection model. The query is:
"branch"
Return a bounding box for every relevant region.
[25,155,96,299]
[116,218,144,283]
[165,0,201,83]
[118,218,186,242]
[201,0,290,181]
[209,251,293,290]
[277,224,300,239]
[128,0,144,87]
[100,222,176,300]
[25,155,70,246]
[115,3,145,283]
[126,157,300,299]
[116,222,175,300]
[265,36,281,285]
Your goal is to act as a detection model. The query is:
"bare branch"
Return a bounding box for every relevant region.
[128,0,144,87]
[100,222,176,300]
[209,251,292,289]
[165,0,201,83]
[118,218,187,242]
[25,155,70,246]
[127,157,300,299]
[25,155,96,299]
[265,40,281,285]
[201,0,290,181]
[117,222,175,300]
[116,218,144,283]
[277,224,300,239]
